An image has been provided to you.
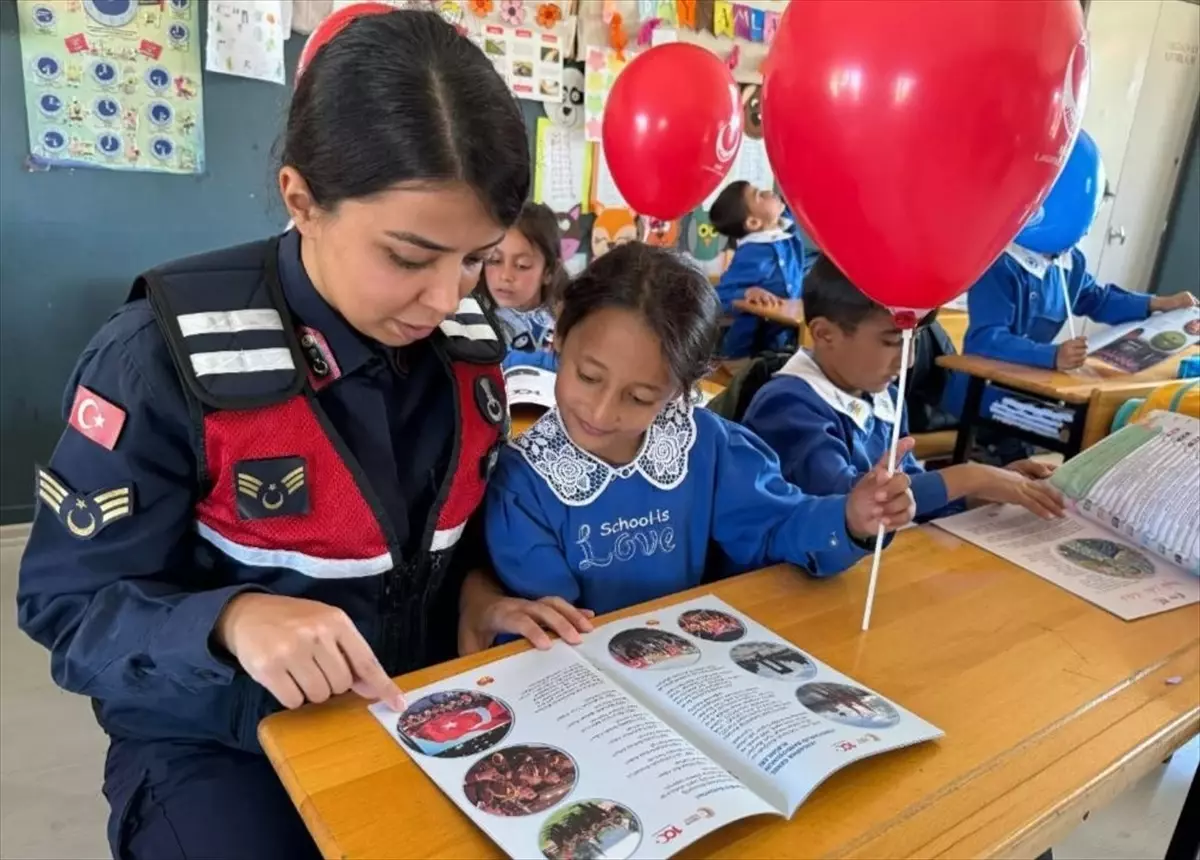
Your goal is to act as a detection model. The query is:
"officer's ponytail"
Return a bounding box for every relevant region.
[282,10,529,228]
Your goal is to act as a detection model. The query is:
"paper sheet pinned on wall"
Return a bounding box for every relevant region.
[584,46,634,142]
[703,136,774,208]
[591,143,629,210]
[534,117,593,215]
[206,1,286,85]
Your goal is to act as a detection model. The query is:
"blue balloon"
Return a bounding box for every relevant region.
[1016,130,1106,254]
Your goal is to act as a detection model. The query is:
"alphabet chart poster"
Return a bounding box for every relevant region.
[17,0,206,174]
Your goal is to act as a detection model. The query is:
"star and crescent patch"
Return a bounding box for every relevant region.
[35,467,133,541]
[235,456,309,520]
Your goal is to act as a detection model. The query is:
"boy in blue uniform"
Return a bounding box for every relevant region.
[743,257,1066,524]
[709,181,807,358]
[943,243,1196,417]
[482,243,918,617]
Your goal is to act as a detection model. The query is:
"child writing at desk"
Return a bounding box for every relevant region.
[709,181,807,358]
[742,257,1067,524]
[483,201,566,371]
[471,243,916,642]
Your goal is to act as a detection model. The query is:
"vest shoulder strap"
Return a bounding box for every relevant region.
[129,238,306,411]
[438,291,507,365]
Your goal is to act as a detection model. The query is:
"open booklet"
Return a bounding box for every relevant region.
[936,410,1200,620]
[1088,305,1200,373]
[370,596,941,859]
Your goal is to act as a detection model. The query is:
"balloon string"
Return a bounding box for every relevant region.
[861,326,913,632]
[1060,259,1078,339]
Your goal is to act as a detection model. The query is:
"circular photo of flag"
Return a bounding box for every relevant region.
[539,799,642,860]
[729,641,816,682]
[463,744,578,817]
[394,690,513,759]
[607,628,699,670]
[677,608,746,642]
[796,682,900,729]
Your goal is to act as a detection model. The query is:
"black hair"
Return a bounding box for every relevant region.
[709,180,752,240]
[505,202,569,307]
[557,243,719,391]
[803,256,938,331]
[283,10,529,226]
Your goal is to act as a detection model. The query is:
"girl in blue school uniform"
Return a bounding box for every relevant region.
[743,257,1067,524]
[483,201,566,371]
[477,243,917,626]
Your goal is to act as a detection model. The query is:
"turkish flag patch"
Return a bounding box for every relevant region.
[68,385,126,451]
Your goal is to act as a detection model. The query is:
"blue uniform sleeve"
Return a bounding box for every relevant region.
[708,418,869,577]
[715,245,776,311]
[1067,249,1152,324]
[484,447,580,603]
[502,349,559,372]
[964,258,1059,369]
[16,304,266,702]
[744,382,948,521]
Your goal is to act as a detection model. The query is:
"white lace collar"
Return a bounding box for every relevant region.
[739,218,793,245]
[775,350,897,431]
[510,399,698,506]
[1005,243,1073,279]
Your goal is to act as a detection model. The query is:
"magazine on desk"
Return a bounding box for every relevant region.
[936,410,1200,620]
[1087,306,1200,373]
[370,596,942,859]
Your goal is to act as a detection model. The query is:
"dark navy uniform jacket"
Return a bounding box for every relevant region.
[17,231,505,754]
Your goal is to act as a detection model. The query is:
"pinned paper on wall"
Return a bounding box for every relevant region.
[703,135,775,208]
[591,143,629,210]
[472,23,564,102]
[281,0,295,39]
[206,1,286,85]
[583,45,634,142]
[534,117,593,215]
[16,0,206,174]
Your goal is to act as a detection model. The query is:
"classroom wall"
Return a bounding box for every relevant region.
[1150,118,1200,299]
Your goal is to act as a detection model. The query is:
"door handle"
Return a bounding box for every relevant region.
[1107,225,1127,245]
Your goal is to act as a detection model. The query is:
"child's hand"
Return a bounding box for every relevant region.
[1150,292,1198,313]
[1055,336,1089,370]
[846,438,917,540]
[973,466,1065,520]
[1006,458,1056,480]
[459,594,594,655]
[744,286,783,307]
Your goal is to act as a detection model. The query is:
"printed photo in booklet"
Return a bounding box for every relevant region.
[370,596,942,859]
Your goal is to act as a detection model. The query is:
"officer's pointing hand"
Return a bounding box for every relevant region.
[215,593,407,711]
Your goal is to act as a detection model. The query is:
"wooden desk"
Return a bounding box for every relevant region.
[260,527,1199,860]
[731,298,806,331]
[938,348,1199,463]
[509,379,726,438]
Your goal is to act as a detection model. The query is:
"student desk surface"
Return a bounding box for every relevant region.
[938,348,1199,462]
[258,526,1200,860]
[729,303,970,352]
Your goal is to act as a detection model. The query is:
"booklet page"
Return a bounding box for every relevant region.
[935,504,1199,620]
[1088,306,1200,373]
[371,644,776,860]
[576,596,943,815]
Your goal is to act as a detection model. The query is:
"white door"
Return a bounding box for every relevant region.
[1078,0,1200,292]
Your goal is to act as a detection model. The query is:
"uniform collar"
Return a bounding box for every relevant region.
[1004,243,1073,279]
[775,350,897,431]
[510,399,697,506]
[277,229,376,379]
[739,218,792,245]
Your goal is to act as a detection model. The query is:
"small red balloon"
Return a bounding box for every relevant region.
[297,2,394,80]
[602,43,742,221]
[762,0,1088,312]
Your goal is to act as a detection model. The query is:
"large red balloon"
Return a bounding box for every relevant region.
[603,44,742,221]
[297,2,394,79]
[763,0,1088,313]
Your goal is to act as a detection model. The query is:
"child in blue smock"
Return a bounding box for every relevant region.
[942,243,1196,416]
[483,202,566,371]
[482,243,917,619]
[709,181,807,358]
[743,257,1066,524]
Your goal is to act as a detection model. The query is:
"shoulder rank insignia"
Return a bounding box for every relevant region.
[35,467,133,540]
[235,457,308,520]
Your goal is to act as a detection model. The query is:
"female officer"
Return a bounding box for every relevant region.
[16,10,587,859]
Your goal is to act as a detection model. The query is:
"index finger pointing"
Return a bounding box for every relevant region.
[338,628,406,710]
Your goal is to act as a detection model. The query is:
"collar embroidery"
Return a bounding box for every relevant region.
[510,399,698,506]
[775,350,896,431]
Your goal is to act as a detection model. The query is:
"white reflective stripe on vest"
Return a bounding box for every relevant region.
[190,348,295,377]
[196,522,392,579]
[430,522,466,552]
[438,319,498,341]
[177,309,285,337]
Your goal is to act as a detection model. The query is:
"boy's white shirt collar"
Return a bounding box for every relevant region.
[1004,242,1074,279]
[738,216,793,245]
[775,350,897,431]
